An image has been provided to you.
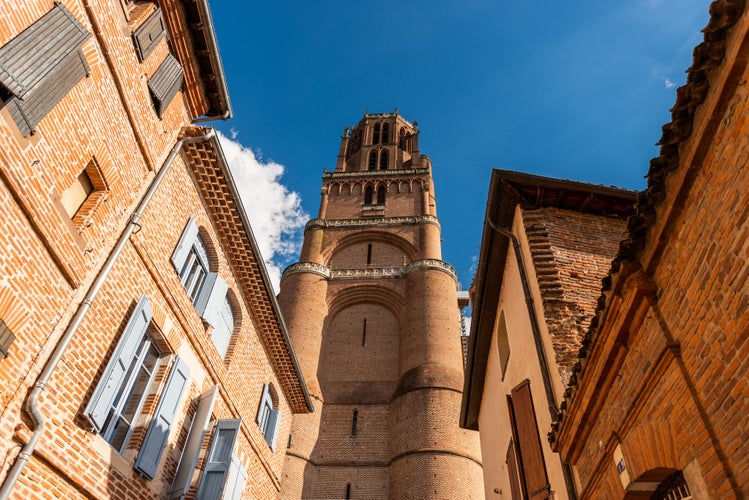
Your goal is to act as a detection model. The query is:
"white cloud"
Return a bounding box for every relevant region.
[217,131,308,293]
[662,77,675,89]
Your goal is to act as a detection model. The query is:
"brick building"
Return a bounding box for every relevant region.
[460,170,636,499]
[549,0,749,497]
[0,1,310,498]
[277,112,483,498]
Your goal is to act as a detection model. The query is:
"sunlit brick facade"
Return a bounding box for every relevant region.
[0,1,310,498]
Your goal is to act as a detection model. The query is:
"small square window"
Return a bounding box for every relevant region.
[59,159,109,228]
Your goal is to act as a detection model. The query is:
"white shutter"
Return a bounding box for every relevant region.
[85,295,152,431]
[195,273,228,328]
[169,385,218,499]
[134,357,191,479]
[171,218,198,273]
[224,455,248,500]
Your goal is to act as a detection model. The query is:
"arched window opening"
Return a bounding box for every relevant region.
[372,123,380,144]
[364,185,373,205]
[211,296,234,359]
[377,185,386,204]
[652,471,691,500]
[379,149,389,170]
[257,382,281,450]
[368,150,377,170]
[381,123,389,144]
[351,410,358,436]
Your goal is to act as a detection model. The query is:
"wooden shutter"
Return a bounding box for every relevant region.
[0,3,91,136]
[224,455,248,500]
[195,273,228,329]
[134,357,191,479]
[0,3,89,98]
[85,295,152,431]
[171,218,198,272]
[148,53,184,118]
[506,439,524,500]
[196,419,241,500]
[509,380,550,499]
[169,385,218,499]
[132,8,166,62]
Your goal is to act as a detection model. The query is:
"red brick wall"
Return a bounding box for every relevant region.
[522,207,627,386]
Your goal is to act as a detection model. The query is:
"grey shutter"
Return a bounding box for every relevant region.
[195,273,228,329]
[85,295,152,431]
[148,53,184,118]
[225,455,248,500]
[256,383,270,427]
[134,357,191,479]
[266,408,280,451]
[0,3,91,136]
[172,218,198,273]
[132,9,166,62]
[0,3,90,98]
[169,385,219,500]
[196,419,241,500]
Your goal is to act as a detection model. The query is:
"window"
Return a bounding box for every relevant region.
[59,159,109,228]
[368,150,377,170]
[196,419,242,500]
[379,149,389,170]
[0,4,91,136]
[345,483,351,499]
[60,170,93,218]
[132,8,166,62]
[148,53,184,119]
[497,311,510,379]
[366,244,372,265]
[172,219,235,356]
[256,382,280,450]
[224,455,248,500]
[364,186,374,205]
[0,319,16,359]
[372,123,380,144]
[381,123,389,144]
[377,185,386,204]
[351,410,358,436]
[85,295,191,476]
[362,318,367,346]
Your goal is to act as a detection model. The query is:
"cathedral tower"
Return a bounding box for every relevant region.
[278,112,482,498]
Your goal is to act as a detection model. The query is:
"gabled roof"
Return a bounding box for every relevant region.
[460,169,636,429]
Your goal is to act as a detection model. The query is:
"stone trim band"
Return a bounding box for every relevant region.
[282,258,457,282]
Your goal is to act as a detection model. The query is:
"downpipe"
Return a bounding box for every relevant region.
[487,218,578,500]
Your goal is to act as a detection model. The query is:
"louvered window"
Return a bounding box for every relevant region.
[148,53,184,118]
[0,4,91,136]
[132,8,166,62]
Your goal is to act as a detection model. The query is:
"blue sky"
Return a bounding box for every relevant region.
[212,1,710,291]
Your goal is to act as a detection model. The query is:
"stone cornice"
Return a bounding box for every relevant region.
[323,168,428,179]
[305,215,440,232]
[282,259,457,283]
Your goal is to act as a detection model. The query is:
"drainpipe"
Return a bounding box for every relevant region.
[191,110,232,124]
[0,130,216,500]
[487,218,578,500]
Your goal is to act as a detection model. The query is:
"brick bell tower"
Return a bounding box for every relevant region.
[278,111,482,498]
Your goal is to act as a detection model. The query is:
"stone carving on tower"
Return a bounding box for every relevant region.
[278,111,483,498]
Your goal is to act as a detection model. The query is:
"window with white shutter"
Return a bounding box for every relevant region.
[196,419,241,500]
[256,383,280,451]
[85,295,163,453]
